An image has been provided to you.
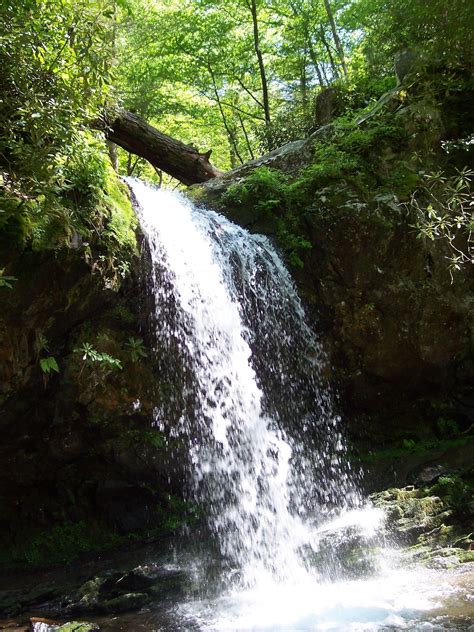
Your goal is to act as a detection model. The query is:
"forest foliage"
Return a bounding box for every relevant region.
[0,0,473,265]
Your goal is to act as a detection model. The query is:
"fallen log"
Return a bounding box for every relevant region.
[96,109,222,186]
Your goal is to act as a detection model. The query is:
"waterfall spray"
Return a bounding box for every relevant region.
[127,178,367,587]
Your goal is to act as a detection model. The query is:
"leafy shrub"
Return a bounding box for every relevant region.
[0,269,17,289]
[409,167,473,275]
[125,337,148,362]
[74,342,123,372]
[430,475,471,513]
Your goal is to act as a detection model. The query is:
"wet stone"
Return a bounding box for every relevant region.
[65,565,188,616]
[412,465,452,487]
[96,592,149,614]
[30,619,99,632]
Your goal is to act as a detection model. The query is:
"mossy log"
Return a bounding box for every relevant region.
[97,109,222,185]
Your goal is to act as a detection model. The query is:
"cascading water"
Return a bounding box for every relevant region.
[128,177,370,584]
[125,178,473,631]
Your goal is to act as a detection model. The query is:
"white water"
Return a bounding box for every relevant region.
[127,179,474,631]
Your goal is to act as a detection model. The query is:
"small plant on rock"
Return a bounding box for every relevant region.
[0,268,17,288]
[125,337,148,362]
[74,342,123,379]
[409,166,473,277]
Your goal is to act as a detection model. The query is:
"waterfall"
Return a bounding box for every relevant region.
[127,178,370,588]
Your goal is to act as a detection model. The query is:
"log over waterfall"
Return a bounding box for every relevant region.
[97,109,222,185]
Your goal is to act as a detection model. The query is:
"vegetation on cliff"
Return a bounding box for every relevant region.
[0,0,473,574]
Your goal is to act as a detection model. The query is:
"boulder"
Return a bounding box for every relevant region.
[29,619,99,632]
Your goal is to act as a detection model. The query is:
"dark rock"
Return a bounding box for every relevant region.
[314,87,337,126]
[0,246,187,563]
[98,569,156,598]
[95,480,161,534]
[97,592,149,614]
[65,564,188,616]
[0,621,28,630]
[411,465,451,487]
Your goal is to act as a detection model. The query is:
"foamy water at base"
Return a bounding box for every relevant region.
[179,564,474,631]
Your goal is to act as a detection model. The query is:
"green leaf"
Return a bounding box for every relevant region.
[0,269,17,289]
[40,356,60,374]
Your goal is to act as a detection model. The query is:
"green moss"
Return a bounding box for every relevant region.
[103,165,137,256]
[356,435,474,463]
[458,550,474,563]
[110,303,137,324]
[222,167,311,267]
[0,521,123,569]
[160,494,201,533]
[430,475,472,512]
[57,623,98,632]
[1,132,137,289]
[300,116,414,198]
[214,96,429,270]
[0,490,198,571]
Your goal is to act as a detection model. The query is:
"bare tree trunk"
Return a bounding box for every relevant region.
[320,26,339,79]
[96,109,222,185]
[307,35,326,87]
[153,166,163,188]
[208,63,244,167]
[248,0,271,126]
[126,153,141,176]
[238,113,255,160]
[323,0,348,77]
[299,57,308,107]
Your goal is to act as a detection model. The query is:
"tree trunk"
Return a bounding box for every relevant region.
[323,0,348,77]
[306,32,325,87]
[320,26,339,79]
[248,0,271,126]
[106,140,119,172]
[97,109,222,186]
[207,62,244,167]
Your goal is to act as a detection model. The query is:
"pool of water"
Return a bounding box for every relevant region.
[92,563,473,631]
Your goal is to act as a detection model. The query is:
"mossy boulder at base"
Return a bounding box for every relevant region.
[30,619,100,632]
[371,474,474,569]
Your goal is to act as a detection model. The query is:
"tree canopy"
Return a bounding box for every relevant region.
[1,0,472,197]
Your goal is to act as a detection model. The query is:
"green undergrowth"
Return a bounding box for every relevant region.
[356,435,474,464]
[221,96,421,267]
[217,70,473,268]
[429,474,473,514]
[0,494,199,571]
[1,132,137,288]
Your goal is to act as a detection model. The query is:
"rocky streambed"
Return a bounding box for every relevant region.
[1,472,473,632]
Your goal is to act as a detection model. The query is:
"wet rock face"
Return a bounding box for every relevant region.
[296,206,473,412]
[193,75,474,470]
[0,248,187,566]
[0,549,191,621]
[65,565,188,616]
[196,166,473,477]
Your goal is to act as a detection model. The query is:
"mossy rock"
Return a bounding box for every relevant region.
[57,623,100,632]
